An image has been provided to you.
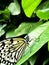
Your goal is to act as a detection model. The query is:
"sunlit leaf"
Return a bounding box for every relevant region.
[22,0,41,17]
[16,22,49,65]
[36,0,49,20]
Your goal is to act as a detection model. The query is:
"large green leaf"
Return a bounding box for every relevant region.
[21,0,42,17]
[16,22,49,65]
[36,0,49,20]
[6,21,42,38]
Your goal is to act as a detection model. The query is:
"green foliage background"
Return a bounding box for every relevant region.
[0,0,49,65]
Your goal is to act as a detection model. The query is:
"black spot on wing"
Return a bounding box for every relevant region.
[17,41,19,42]
[10,38,13,43]
[2,42,5,46]
[8,50,10,53]
[0,50,1,52]
[2,47,4,49]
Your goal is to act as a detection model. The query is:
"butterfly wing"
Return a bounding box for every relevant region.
[0,38,26,65]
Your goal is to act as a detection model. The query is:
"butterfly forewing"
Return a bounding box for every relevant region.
[0,38,27,65]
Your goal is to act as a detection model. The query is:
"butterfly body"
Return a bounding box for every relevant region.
[0,38,27,65]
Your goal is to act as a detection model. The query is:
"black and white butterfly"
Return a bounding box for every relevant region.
[0,36,29,65]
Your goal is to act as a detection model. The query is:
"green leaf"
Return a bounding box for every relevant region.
[22,61,28,65]
[3,7,10,20]
[21,0,42,17]
[0,24,6,31]
[0,10,4,14]
[8,1,21,15]
[43,58,49,65]
[0,24,6,36]
[0,30,5,37]
[29,54,38,65]
[16,22,49,65]
[6,29,17,38]
[48,41,49,51]
[6,21,42,38]
[36,0,49,20]
[0,19,5,22]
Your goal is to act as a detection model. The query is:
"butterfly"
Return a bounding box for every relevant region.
[0,36,29,65]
